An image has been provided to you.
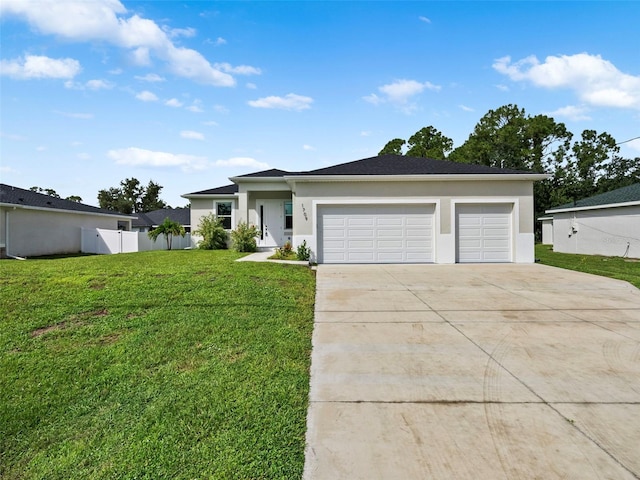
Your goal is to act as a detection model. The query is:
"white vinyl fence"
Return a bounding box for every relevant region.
[81,228,192,254]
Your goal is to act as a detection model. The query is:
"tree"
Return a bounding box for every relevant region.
[193,213,227,250]
[570,129,619,199]
[98,178,167,214]
[30,186,82,202]
[379,138,406,155]
[406,126,453,159]
[148,217,186,250]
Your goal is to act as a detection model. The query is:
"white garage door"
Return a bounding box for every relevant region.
[319,205,434,264]
[456,204,512,263]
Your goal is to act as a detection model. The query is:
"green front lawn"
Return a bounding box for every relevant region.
[0,250,316,479]
[535,244,640,289]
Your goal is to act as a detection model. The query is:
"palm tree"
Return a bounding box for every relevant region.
[148,217,186,250]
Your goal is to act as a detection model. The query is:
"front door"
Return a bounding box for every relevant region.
[256,199,285,248]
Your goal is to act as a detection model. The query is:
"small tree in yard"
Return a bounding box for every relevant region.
[148,217,186,250]
[194,213,228,250]
[230,222,260,252]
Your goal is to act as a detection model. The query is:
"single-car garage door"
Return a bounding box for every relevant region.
[319,205,434,264]
[456,204,512,263]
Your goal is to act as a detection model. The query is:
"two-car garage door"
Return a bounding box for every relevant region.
[317,203,513,264]
[319,205,434,264]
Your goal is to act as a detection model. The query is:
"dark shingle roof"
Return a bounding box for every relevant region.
[185,184,239,195]
[296,154,535,176]
[0,184,132,217]
[234,168,292,178]
[133,208,190,228]
[548,183,640,211]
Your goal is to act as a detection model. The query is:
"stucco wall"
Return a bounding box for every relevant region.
[292,179,534,236]
[552,205,640,258]
[291,179,536,264]
[3,207,121,257]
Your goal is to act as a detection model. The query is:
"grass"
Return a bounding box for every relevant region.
[0,250,316,479]
[535,244,640,289]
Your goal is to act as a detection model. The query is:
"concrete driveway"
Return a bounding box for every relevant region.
[303,264,640,479]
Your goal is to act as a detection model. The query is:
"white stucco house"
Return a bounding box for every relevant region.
[544,183,640,258]
[0,184,134,258]
[183,154,547,264]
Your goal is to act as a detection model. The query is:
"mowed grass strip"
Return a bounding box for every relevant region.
[0,250,316,479]
[535,244,640,289]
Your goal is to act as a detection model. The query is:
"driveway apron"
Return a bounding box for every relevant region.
[303,263,640,479]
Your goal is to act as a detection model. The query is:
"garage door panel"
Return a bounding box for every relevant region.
[456,204,512,263]
[319,205,434,264]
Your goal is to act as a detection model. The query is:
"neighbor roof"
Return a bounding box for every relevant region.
[0,184,134,217]
[293,154,537,176]
[234,168,292,178]
[547,183,640,212]
[133,208,190,228]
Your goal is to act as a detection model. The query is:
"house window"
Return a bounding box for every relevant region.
[216,201,232,229]
[284,201,293,230]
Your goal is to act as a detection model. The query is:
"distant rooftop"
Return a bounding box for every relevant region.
[547,183,640,212]
[0,183,133,217]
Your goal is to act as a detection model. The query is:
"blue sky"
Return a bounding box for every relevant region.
[1,1,639,207]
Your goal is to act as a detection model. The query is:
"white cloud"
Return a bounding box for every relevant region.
[54,110,93,119]
[1,0,236,87]
[214,37,226,46]
[109,68,123,75]
[459,104,474,112]
[180,130,205,141]
[165,98,183,107]
[545,105,592,121]
[303,144,315,151]
[624,138,640,153]
[246,82,257,89]
[187,100,204,112]
[248,93,313,111]
[136,90,158,102]
[36,146,47,152]
[164,26,196,38]
[493,53,640,109]
[360,131,371,137]
[419,16,431,23]
[213,104,229,114]
[77,152,91,160]
[108,146,209,172]
[495,84,509,92]
[364,79,441,114]
[0,131,27,141]
[0,54,81,79]
[203,120,219,127]
[214,157,269,169]
[65,78,114,90]
[214,62,262,75]
[135,73,165,82]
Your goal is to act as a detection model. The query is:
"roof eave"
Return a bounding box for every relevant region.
[284,173,549,182]
[546,199,640,214]
[182,192,239,199]
[228,176,288,183]
[0,202,136,219]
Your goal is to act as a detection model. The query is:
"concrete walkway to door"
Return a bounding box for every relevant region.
[303,264,640,479]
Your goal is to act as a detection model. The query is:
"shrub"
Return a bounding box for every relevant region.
[296,240,311,261]
[230,222,260,252]
[194,213,227,250]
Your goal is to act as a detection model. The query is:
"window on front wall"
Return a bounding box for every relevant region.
[284,201,293,229]
[216,201,232,229]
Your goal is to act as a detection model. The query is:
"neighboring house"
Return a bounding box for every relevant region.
[0,183,134,258]
[544,183,640,258]
[132,208,191,233]
[183,154,547,264]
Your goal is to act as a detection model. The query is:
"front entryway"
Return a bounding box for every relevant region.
[256,199,286,248]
